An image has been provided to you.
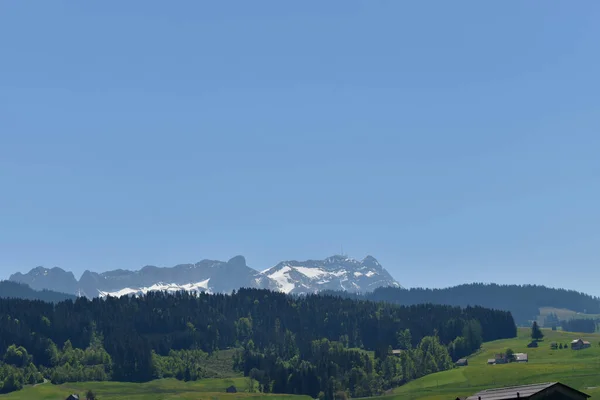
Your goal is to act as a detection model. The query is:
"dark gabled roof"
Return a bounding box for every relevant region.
[465,382,590,400]
[466,383,554,400]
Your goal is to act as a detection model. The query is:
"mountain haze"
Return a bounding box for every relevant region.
[9,267,78,295]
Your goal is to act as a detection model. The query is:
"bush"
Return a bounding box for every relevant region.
[335,391,348,400]
[505,349,515,362]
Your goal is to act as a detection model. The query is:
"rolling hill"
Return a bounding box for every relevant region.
[386,327,600,400]
[0,281,75,302]
[324,284,600,325]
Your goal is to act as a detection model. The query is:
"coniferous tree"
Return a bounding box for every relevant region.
[531,321,544,340]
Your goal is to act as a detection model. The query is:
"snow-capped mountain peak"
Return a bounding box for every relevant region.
[262,255,400,294]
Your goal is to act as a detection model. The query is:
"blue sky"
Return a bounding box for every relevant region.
[1,2,599,294]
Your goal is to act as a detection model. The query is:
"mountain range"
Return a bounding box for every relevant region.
[8,255,401,298]
[6,260,600,326]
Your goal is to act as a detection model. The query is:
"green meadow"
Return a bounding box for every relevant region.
[0,377,310,400]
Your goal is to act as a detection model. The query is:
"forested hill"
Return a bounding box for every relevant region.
[0,281,76,303]
[322,283,600,325]
[0,289,516,398]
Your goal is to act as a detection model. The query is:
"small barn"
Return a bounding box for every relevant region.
[65,395,80,400]
[226,385,237,393]
[515,353,528,363]
[571,339,591,350]
[456,358,468,367]
[487,358,496,365]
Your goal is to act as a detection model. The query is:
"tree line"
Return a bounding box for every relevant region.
[322,283,600,325]
[0,288,516,397]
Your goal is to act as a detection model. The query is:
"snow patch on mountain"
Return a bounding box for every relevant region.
[99,278,211,298]
[267,266,296,294]
[293,266,328,279]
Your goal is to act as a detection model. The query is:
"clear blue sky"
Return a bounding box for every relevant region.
[1,2,599,294]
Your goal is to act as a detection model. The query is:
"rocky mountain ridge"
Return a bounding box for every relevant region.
[9,255,401,298]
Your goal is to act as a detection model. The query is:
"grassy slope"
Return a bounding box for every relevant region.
[204,349,243,378]
[0,378,310,400]
[386,328,600,400]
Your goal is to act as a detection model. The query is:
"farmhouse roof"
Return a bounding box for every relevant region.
[465,382,590,400]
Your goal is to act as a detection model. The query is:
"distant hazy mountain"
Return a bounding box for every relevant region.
[8,255,400,298]
[0,280,76,302]
[9,267,78,295]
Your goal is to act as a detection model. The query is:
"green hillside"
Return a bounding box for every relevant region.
[3,328,599,400]
[0,378,309,400]
[386,328,600,400]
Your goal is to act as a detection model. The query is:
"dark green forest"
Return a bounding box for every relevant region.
[4,279,599,326]
[322,283,600,325]
[0,289,516,398]
[560,318,598,333]
[539,312,599,334]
